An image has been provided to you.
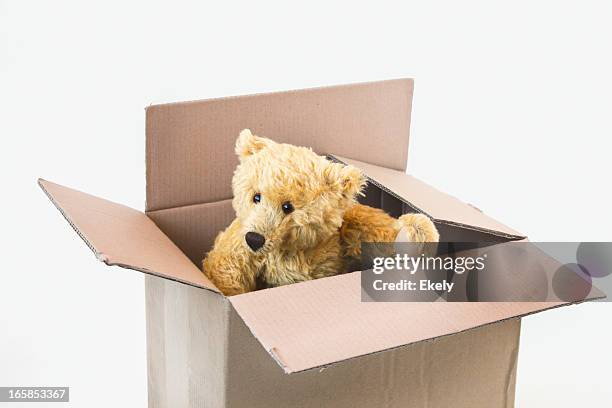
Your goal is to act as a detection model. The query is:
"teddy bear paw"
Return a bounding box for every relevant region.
[397,213,439,243]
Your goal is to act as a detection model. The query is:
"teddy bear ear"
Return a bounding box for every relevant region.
[235,129,274,160]
[324,162,366,198]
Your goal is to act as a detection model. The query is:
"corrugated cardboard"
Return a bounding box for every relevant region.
[229,271,561,374]
[145,78,414,212]
[147,276,521,408]
[40,79,600,407]
[38,178,218,292]
[147,199,235,265]
[331,155,524,239]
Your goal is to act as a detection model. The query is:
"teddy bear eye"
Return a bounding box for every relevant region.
[253,193,261,204]
[281,201,294,214]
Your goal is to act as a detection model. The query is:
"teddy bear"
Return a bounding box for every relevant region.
[202,129,439,296]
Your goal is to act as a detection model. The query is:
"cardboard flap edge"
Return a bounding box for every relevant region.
[146,79,415,211]
[38,178,220,293]
[329,155,526,240]
[228,271,601,375]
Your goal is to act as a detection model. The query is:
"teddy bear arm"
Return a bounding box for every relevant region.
[202,219,258,296]
[340,205,440,260]
[340,204,401,259]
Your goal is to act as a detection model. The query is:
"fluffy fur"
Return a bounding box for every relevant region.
[202,130,439,295]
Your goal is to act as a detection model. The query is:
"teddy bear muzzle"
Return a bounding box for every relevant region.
[245,231,266,251]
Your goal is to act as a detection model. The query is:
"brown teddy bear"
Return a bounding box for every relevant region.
[202,130,439,295]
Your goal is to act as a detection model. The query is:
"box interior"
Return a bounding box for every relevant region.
[147,176,518,273]
[359,180,516,243]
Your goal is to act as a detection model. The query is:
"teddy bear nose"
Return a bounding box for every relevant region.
[245,232,266,251]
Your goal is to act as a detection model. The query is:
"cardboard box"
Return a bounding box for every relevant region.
[39,79,596,407]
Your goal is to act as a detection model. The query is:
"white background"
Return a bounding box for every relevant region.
[1,1,611,406]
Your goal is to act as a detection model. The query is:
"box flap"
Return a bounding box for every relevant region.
[229,271,588,374]
[39,179,218,292]
[331,155,525,239]
[146,79,414,211]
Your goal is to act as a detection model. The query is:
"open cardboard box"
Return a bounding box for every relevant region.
[40,79,597,407]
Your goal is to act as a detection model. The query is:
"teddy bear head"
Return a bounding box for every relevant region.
[232,129,365,253]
